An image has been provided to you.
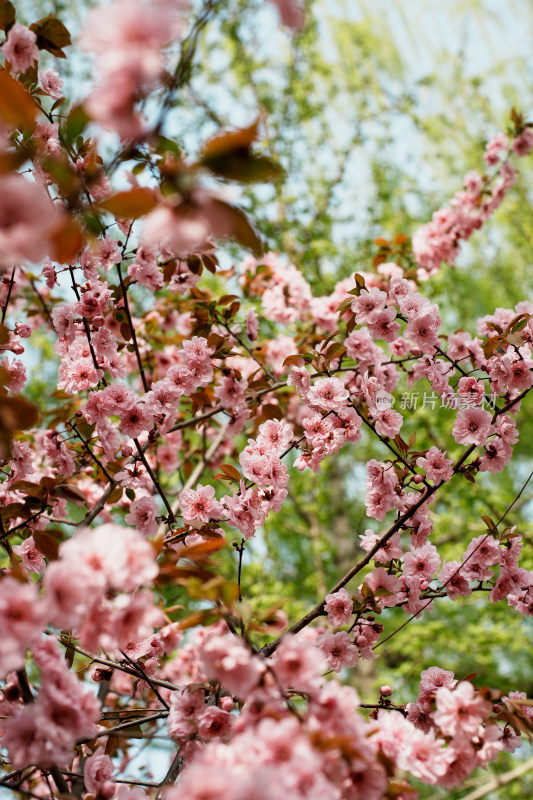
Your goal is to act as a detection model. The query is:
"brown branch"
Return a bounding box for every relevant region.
[133,438,176,523]
[456,756,533,800]
[55,633,180,691]
[1,265,16,326]
[77,712,168,745]
[155,750,184,799]
[356,408,431,488]
[159,424,227,538]
[261,385,531,657]
[49,766,70,797]
[68,266,107,387]
[22,269,54,326]
[119,650,170,710]
[116,262,149,393]
[69,421,116,484]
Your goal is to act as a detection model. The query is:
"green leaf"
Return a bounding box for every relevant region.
[64,104,90,143]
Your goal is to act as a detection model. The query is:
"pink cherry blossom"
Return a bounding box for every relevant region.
[12,536,46,575]
[197,706,233,740]
[201,634,263,701]
[404,543,440,588]
[125,495,159,536]
[511,129,533,156]
[306,377,349,411]
[168,687,205,740]
[246,308,259,340]
[2,24,39,74]
[367,307,401,342]
[324,587,353,627]
[84,748,115,799]
[0,175,59,266]
[452,406,493,446]
[484,132,508,165]
[416,446,453,483]
[365,459,399,520]
[400,729,452,784]
[269,0,305,30]
[271,634,326,694]
[317,630,358,671]
[179,484,223,526]
[419,666,457,694]
[0,578,45,677]
[434,681,492,738]
[39,69,64,100]
[257,419,293,454]
[364,567,402,608]
[360,529,403,563]
[351,287,387,324]
[373,406,403,437]
[438,561,472,600]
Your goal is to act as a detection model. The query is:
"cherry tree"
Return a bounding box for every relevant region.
[0,1,533,798]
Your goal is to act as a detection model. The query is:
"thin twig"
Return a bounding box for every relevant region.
[116,262,149,393]
[155,750,184,799]
[1,266,16,325]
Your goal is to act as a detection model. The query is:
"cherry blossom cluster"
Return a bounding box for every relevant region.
[412,128,533,278]
[138,630,520,798]
[0,0,533,797]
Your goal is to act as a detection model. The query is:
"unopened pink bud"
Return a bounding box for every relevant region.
[15,323,31,338]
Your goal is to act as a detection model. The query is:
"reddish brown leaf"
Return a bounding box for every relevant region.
[325,342,347,361]
[0,149,28,174]
[120,322,133,341]
[260,404,283,420]
[51,484,87,505]
[0,396,39,431]
[176,609,221,630]
[33,530,60,561]
[0,68,38,131]
[219,464,241,481]
[283,354,304,367]
[30,15,72,59]
[98,188,158,220]
[0,0,15,31]
[107,486,123,503]
[202,119,260,159]
[393,233,409,245]
[49,215,86,264]
[178,538,226,560]
[8,480,46,498]
[1,502,27,522]
[209,199,263,256]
